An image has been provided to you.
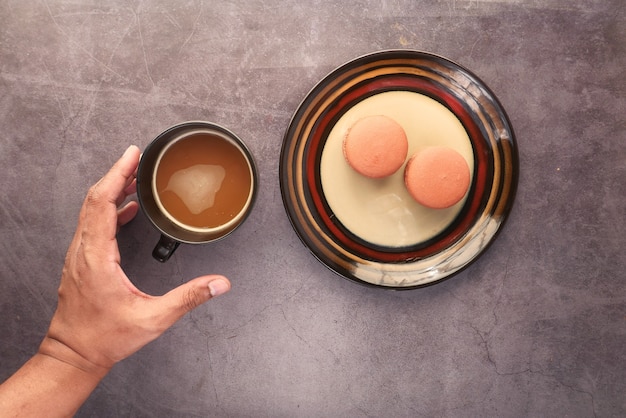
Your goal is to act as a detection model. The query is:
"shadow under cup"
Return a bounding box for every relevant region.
[137,121,258,262]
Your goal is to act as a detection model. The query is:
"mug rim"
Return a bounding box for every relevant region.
[137,121,258,245]
[151,128,255,234]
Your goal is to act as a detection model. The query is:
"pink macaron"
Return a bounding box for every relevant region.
[404,146,471,209]
[342,115,409,178]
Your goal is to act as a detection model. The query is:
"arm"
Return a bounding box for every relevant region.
[0,350,105,417]
[0,145,231,417]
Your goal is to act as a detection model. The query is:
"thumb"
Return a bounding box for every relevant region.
[156,275,231,327]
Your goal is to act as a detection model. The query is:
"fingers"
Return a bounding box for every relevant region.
[154,275,231,328]
[117,201,139,228]
[81,146,141,241]
[97,146,141,205]
[116,178,137,207]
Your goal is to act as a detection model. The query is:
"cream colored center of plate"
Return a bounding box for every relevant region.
[320,91,474,248]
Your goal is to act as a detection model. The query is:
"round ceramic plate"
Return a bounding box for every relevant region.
[279,50,518,289]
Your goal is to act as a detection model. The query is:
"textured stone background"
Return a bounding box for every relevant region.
[1,0,624,416]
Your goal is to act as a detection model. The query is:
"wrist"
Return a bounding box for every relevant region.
[38,335,111,381]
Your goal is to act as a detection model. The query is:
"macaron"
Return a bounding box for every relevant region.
[404,146,471,209]
[342,115,408,178]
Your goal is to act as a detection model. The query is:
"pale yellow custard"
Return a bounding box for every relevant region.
[320,90,474,248]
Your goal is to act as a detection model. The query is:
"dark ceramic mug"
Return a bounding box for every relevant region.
[137,121,257,262]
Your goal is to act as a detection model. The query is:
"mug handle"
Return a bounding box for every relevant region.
[152,234,180,262]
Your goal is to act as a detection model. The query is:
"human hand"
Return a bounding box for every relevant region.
[39,145,231,374]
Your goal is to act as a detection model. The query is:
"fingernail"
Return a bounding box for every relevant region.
[122,145,133,156]
[122,145,138,158]
[208,278,230,297]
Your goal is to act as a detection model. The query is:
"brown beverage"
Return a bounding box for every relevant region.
[154,132,252,230]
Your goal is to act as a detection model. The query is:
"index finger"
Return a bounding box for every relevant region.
[95,145,141,204]
[81,146,141,241]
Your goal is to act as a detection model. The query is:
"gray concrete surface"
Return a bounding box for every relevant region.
[1,1,624,417]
